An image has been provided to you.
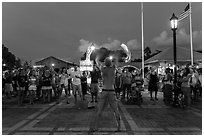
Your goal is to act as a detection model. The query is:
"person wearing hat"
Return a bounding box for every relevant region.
[89,57,121,132]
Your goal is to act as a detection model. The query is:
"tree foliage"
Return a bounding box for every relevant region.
[2,44,22,70]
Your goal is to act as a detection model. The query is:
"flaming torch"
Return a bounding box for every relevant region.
[120,43,131,62]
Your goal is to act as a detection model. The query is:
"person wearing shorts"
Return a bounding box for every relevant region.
[28,69,37,104]
[58,67,70,104]
[4,71,13,99]
[71,67,82,102]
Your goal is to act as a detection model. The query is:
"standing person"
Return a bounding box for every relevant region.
[67,67,72,96]
[58,67,70,104]
[148,68,159,101]
[181,67,192,109]
[41,69,52,103]
[12,70,19,97]
[189,68,200,102]
[28,69,37,104]
[4,71,13,99]
[90,57,121,132]
[51,68,57,100]
[23,68,30,103]
[90,65,101,103]
[134,72,144,92]
[115,72,122,99]
[17,69,28,106]
[121,68,132,101]
[162,68,173,105]
[198,69,202,96]
[81,71,87,100]
[71,67,82,102]
[2,73,6,97]
[36,69,43,101]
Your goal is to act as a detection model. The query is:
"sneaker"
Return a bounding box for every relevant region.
[67,101,70,104]
[150,98,154,101]
[95,100,98,103]
[155,98,158,101]
[91,100,94,103]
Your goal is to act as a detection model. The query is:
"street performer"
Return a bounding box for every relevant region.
[89,56,121,132]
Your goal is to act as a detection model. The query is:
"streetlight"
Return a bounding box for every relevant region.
[170,13,178,105]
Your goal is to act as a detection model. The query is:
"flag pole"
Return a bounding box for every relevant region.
[189,2,194,66]
[141,2,145,79]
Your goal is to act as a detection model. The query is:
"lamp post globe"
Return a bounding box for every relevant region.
[170,13,178,30]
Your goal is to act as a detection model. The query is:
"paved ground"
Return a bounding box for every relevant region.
[2,90,202,135]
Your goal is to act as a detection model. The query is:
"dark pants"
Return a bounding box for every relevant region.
[36,85,41,99]
[115,87,121,99]
[23,84,29,101]
[67,79,71,95]
[122,84,131,100]
[182,86,191,109]
[163,84,173,105]
[191,86,199,102]
[18,87,25,105]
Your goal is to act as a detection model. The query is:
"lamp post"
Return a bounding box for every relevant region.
[170,13,178,105]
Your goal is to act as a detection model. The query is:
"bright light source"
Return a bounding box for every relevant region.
[51,63,55,67]
[109,56,113,60]
[90,46,95,51]
[170,13,178,30]
[3,64,6,67]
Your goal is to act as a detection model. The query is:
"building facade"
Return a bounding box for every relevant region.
[35,56,77,69]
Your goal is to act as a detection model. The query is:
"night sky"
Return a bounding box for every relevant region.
[2,2,202,63]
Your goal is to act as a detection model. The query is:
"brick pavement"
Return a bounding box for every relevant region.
[2,90,202,135]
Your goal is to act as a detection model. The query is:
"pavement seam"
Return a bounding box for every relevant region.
[5,103,56,135]
[119,102,140,134]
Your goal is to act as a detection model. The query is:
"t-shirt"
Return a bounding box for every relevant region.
[190,73,199,87]
[115,76,122,88]
[122,72,132,84]
[71,71,81,85]
[81,76,87,84]
[18,75,28,87]
[60,73,68,85]
[199,75,202,87]
[5,75,13,84]
[29,76,37,86]
[42,75,52,86]
[90,70,101,84]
